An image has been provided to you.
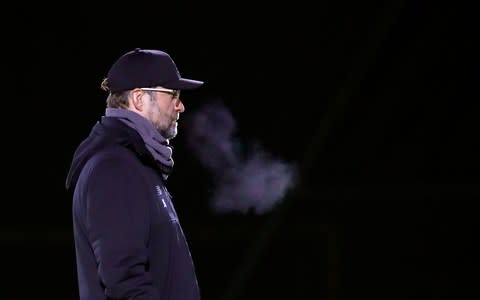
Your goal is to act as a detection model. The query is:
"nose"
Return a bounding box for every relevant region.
[176,98,185,113]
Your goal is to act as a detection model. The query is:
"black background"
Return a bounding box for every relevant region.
[2,1,479,299]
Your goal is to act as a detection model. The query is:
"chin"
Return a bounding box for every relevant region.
[166,128,178,139]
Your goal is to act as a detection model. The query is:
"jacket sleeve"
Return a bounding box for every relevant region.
[85,157,160,299]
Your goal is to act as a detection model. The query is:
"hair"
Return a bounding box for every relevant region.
[101,77,130,108]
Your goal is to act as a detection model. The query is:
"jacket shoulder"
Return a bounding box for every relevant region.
[81,146,146,183]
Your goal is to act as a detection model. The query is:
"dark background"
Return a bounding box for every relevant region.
[2,1,479,299]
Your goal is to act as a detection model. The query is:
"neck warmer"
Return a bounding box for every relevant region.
[105,108,174,179]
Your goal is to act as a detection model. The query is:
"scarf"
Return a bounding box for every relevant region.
[105,108,174,179]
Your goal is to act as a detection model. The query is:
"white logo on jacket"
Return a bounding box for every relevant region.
[155,185,167,208]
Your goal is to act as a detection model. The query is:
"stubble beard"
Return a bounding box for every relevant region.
[156,120,178,140]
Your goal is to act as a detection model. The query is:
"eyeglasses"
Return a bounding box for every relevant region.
[140,87,180,99]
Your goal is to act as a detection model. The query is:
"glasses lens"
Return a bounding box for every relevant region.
[141,88,179,98]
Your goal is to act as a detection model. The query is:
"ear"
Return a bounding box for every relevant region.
[130,89,145,111]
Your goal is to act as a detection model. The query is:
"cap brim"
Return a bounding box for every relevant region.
[164,78,204,90]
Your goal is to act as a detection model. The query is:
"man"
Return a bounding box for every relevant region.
[65,48,204,299]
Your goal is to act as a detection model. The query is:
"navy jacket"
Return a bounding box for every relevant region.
[65,117,200,300]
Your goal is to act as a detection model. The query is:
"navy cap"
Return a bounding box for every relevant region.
[106,48,204,93]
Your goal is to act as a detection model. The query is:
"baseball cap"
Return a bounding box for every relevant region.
[106,48,204,93]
